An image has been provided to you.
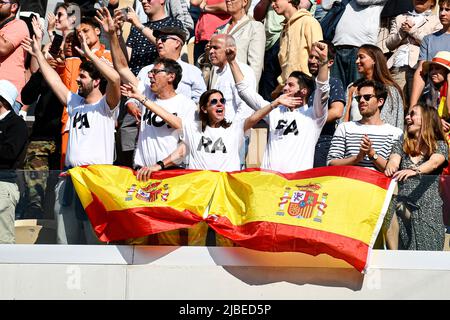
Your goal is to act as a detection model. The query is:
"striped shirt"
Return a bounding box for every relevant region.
[327,121,403,170]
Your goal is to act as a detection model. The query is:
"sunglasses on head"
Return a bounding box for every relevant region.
[209,98,226,106]
[354,94,376,103]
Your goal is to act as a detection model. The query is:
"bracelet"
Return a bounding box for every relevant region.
[156,160,165,170]
[138,24,146,32]
[201,3,207,12]
[140,97,149,105]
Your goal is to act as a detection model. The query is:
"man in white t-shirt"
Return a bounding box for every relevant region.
[23,33,121,244]
[327,80,403,171]
[111,28,197,180]
[228,41,331,173]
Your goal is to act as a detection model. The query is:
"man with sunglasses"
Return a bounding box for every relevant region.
[0,0,29,109]
[327,80,403,171]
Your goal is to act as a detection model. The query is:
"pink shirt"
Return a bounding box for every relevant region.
[194,0,230,43]
[0,19,29,104]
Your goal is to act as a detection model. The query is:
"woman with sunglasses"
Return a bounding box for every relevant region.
[384,104,448,250]
[342,44,405,130]
[47,2,79,44]
[121,85,300,172]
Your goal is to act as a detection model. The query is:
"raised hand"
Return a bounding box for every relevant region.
[31,16,44,42]
[274,92,302,109]
[74,32,93,59]
[124,6,140,26]
[225,46,237,64]
[311,41,328,66]
[46,12,56,35]
[121,83,143,101]
[21,35,42,58]
[95,6,116,36]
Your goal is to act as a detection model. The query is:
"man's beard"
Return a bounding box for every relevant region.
[78,82,94,98]
[0,11,11,21]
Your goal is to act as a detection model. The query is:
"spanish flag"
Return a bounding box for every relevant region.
[69,165,395,272]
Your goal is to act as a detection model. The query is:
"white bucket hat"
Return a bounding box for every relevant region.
[0,80,18,109]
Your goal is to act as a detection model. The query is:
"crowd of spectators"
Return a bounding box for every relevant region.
[0,0,449,251]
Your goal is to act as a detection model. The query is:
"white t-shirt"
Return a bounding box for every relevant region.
[134,93,197,167]
[333,1,385,47]
[236,78,330,173]
[327,121,403,170]
[262,104,327,173]
[65,92,119,167]
[181,119,245,171]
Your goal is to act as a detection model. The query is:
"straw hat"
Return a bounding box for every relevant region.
[422,51,450,75]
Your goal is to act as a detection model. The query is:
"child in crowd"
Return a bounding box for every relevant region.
[421,51,450,134]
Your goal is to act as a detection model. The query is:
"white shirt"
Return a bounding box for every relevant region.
[181,119,245,171]
[65,92,119,167]
[209,62,256,122]
[136,59,206,103]
[236,78,330,173]
[134,93,197,167]
[333,2,385,47]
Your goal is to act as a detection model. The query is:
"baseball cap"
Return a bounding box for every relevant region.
[153,27,186,45]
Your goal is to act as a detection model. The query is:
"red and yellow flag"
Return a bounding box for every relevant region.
[69,165,395,272]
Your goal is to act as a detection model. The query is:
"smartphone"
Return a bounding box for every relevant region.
[49,33,64,57]
[120,7,128,16]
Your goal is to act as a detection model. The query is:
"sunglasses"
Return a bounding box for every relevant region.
[157,35,180,43]
[209,98,226,106]
[354,94,376,103]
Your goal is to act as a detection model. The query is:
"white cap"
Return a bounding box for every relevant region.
[0,80,18,108]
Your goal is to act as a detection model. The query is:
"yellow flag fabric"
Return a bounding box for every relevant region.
[69,165,395,272]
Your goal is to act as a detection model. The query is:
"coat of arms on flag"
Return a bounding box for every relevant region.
[277,184,328,222]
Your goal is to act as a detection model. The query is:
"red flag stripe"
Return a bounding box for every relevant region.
[84,192,202,242]
[207,216,369,272]
[229,166,391,190]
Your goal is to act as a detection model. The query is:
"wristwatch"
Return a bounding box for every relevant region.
[156,160,165,170]
[369,152,378,161]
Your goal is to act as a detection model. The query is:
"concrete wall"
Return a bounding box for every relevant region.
[0,245,449,300]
